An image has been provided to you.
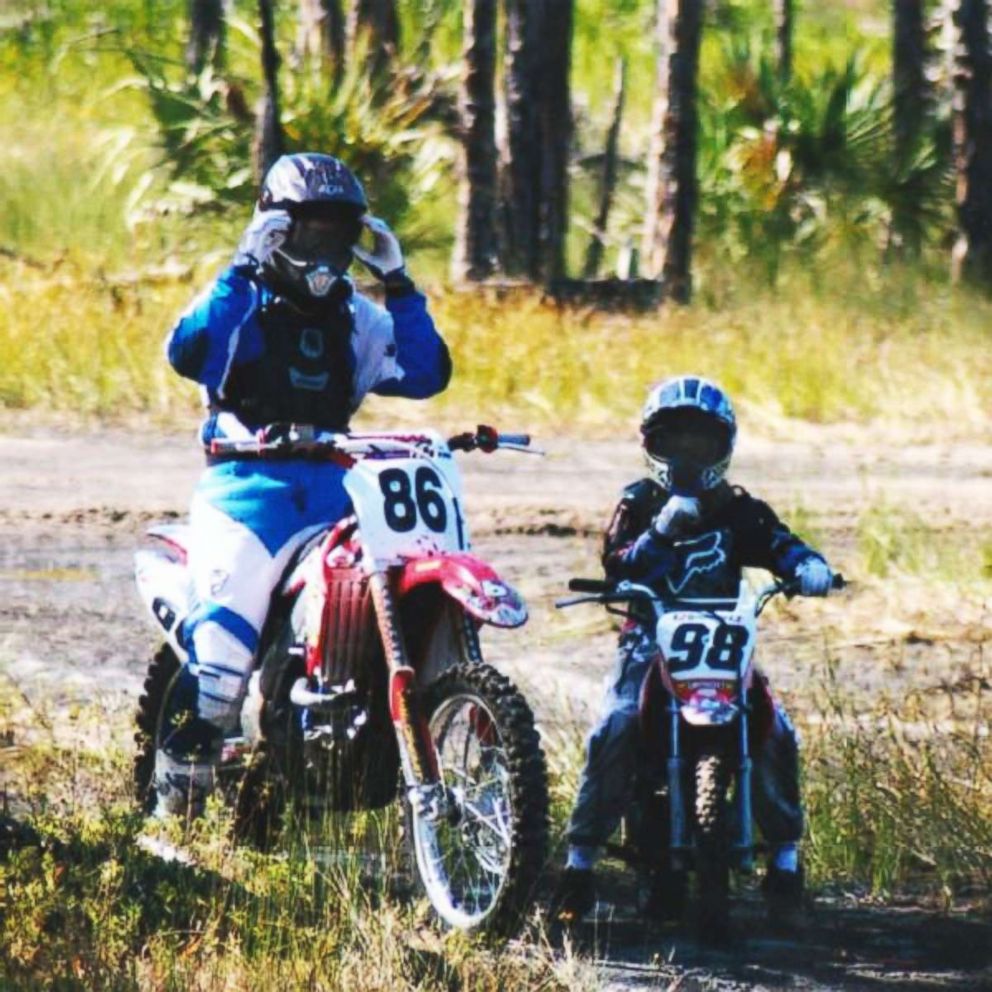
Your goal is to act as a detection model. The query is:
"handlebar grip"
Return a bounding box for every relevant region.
[568,578,612,593]
[497,433,531,447]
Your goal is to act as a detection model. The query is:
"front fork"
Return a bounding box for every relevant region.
[368,571,445,816]
[735,682,755,871]
[665,687,755,872]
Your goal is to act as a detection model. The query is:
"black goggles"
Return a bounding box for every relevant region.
[285,215,363,259]
[644,410,731,465]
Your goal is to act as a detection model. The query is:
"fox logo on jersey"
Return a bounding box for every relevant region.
[665,531,729,595]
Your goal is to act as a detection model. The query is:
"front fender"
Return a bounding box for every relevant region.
[395,553,528,628]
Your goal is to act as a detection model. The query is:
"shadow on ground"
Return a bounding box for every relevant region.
[562,875,992,992]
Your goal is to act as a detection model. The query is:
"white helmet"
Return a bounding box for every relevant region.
[640,376,737,492]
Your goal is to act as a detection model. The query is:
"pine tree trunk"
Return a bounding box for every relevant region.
[502,0,545,279]
[774,0,793,84]
[348,0,399,78]
[298,0,346,82]
[539,0,574,284]
[254,0,285,183]
[891,0,931,254]
[186,0,225,74]
[453,0,499,282]
[641,0,704,303]
[951,0,992,287]
[584,58,626,278]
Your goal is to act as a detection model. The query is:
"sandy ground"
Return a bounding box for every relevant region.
[1,425,991,990]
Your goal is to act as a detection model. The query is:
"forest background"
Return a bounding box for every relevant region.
[0,0,990,430]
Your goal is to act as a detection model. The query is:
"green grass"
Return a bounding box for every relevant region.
[2,255,991,432]
[4,650,992,992]
[803,674,992,898]
[0,682,588,991]
[857,504,992,582]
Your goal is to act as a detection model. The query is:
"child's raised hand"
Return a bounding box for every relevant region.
[652,495,701,539]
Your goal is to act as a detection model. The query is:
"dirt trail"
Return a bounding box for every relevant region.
[1,426,991,990]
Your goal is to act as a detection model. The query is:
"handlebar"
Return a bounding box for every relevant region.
[206,423,538,459]
[567,578,612,593]
[447,425,531,452]
[446,425,537,454]
[557,573,846,613]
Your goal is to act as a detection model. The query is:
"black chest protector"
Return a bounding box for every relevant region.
[215,290,356,432]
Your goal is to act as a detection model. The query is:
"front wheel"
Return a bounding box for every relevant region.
[406,663,549,935]
[693,747,731,941]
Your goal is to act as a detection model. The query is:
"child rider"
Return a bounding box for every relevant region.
[554,375,835,923]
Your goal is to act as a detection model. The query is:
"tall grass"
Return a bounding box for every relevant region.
[857,504,992,581]
[2,256,990,430]
[0,683,587,991]
[803,671,992,898]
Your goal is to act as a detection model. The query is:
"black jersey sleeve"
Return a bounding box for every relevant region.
[729,488,823,577]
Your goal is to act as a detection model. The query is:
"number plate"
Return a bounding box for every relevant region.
[656,609,756,679]
[344,456,466,564]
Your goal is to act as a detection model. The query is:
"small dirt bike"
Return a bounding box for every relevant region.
[557,572,842,936]
[133,425,549,935]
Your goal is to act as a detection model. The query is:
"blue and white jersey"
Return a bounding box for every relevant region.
[166,265,451,445]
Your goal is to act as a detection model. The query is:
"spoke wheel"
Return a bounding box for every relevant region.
[408,664,548,935]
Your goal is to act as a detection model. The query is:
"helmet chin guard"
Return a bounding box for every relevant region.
[265,249,349,303]
[305,264,339,297]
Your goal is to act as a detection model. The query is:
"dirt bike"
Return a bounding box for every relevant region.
[556,572,843,937]
[132,424,549,935]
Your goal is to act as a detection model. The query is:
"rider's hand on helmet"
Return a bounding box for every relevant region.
[652,495,702,540]
[240,210,292,267]
[352,215,406,282]
[795,558,833,597]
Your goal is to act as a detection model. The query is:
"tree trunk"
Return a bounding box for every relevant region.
[891,0,931,254]
[774,0,793,84]
[641,0,704,303]
[502,0,545,279]
[539,0,574,284]
[298,0,346,83]
[254,0,285,183]
[348,0,400,78]
[453,0,499,282]
[186,0,225,74]
[584,58,627,278]
[951,0,992,287]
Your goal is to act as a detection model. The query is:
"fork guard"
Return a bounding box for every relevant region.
[395,553,528,628]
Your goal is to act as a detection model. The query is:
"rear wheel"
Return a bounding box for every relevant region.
[693,747,731,941]
[133,645,182,813]
[406,663,548,935]
[133,644,284,845]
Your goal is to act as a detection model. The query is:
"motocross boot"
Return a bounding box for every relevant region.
[153,749,217,820]
[643,866,688,922]
[762,864,806,928]
[551,867,597,924]
[152,710,223,821]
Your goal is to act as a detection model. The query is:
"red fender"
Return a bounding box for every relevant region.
[395,553,528,628]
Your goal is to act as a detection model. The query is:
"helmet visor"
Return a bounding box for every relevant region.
[644,408,733,467]
[284,214,362,270]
